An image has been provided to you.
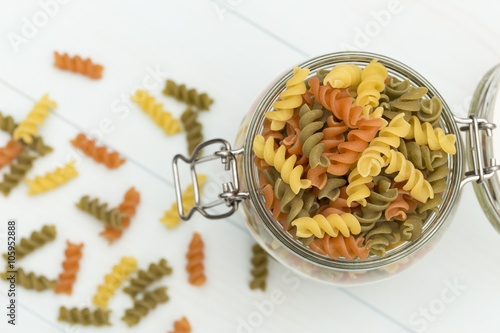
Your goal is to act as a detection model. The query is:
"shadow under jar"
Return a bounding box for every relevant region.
[172,51,500,285]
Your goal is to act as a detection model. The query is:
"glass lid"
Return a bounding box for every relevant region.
[468,63,500,233]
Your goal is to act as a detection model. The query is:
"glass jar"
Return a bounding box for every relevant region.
[172,51,500,285]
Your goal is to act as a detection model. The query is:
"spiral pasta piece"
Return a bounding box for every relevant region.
[384,77,411,100]
[13,94,56,144]
[124,259,172,297]
[181,107,203,155]
[327,116,386,176]
[400,212,428,241]
[70,133,125,169]
[0,139,23,169]
[160,174,207,229]
[55,241,84,295]
[92,257,137,309]
[0,152,36,196]
[397,138,446,172]
[390,87,428,112]
[364,221,401,257]
[298,105,329,168]
[354,177,398,232]
[26,161,78,195]
[418,96,443,124]
[384,188,418,221]
[405,116,456,154]
[163,80,213,110]
[346,168,372,207]
[54,51,103,79]
[58,307,111,326]
[265,67,310,130]
[132,90,182,135]
[309,234,369,260]
[249,243,268,291]
[186,232,206,286]
[0,111,16,134]
[12,267,56,291]
[122,287,169,326]
[274,178,310,225]
[76,195,127,229]
[357,113,411,178]
[427,164,449,194]
[318,177,346,200]
[169,317,191,333]
[355,59,388,118]
[100,187,140,244]
[323,64,362,89]
[253,135,311,194]
[291,213,361,238]
[26,136,53,156]
[385,150,434,203]
[2,225,56,261]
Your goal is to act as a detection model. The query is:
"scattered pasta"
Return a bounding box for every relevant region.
[186,232,206,286]
[132,90,182,135]
[121,286,169,326]
[13,94,56,144]
[54,51,103,79]
[2,224,56,261]
[0,152,37,196]
[100,187,140,244]
[76,195,127,229]
[169,316,191,333]
[123,258,172,297]
[0,139,23,169]
[58,307,111,326]
[55,241,84,295]
[92,257,137,309]
[180,107,203,155]
[249,244,268,291]
[163,79,213,111]
[70,133,125,169]
[26,161,78,195]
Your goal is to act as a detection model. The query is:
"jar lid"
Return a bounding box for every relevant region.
[467,64,500,233]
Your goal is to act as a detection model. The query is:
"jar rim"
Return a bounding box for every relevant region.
[243,51,464,270]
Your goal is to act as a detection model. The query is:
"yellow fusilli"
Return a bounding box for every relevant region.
[253,135,311,194]
[355,59,388,118]
[13,94,57,144]
[132,90,182,135]
[323,64,362,89]
[265,67,309,130]
[357,113,410,177]
[345,168,372,207]
[25,161,78,195]
[405,116,457,154]
[385,150,434,203]
[291,213,361,239]
[92,257,137,309]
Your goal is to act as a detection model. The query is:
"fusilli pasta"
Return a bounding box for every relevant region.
[70,133,125,169]
[13,94,56,144]
[26,161,78,195]
[186,232,206,286]
[132,90,182,135]
[55,241,84,295]
[249,244,268,291]
[122,286,169,326]
[163,80,213,111]
[54,51,103,79]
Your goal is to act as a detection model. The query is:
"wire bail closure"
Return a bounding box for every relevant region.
[456,114,500,188]
[172,139,248,220]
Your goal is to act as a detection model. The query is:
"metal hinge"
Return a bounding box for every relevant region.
[172,138,249,220]
[456,114,500,188]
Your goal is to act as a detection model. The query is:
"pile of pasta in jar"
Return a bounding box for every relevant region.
[252,59,457,259]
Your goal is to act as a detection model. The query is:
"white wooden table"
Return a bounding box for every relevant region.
[1,1,500,332]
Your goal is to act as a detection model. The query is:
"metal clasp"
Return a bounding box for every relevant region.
[172,139,249,220]
[456,114,500,188]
